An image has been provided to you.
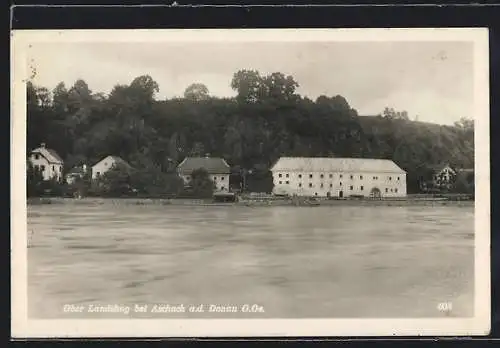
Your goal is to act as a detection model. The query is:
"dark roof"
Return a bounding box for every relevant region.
[429,164,456,173]
[67,166,87,175]
[177,157,230,174]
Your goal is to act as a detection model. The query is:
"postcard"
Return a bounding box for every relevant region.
[11,28,490,338]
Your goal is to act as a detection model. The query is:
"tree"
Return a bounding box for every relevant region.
[27,160,44,197]
[188,168,215,198]
[184,83,210,101]
[231,69,264,103]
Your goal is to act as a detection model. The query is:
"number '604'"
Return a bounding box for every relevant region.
[437,302,453,311]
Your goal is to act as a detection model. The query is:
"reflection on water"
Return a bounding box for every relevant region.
[27,202,474,318]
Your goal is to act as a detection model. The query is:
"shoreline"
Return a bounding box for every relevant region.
[27,196,474,207]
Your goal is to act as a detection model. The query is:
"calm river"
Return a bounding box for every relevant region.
[27,200,474,318]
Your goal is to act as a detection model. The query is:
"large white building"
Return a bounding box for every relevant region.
[270,157,407,198]
[28,143,64,181]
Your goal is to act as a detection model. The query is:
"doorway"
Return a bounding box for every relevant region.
[339,190,343,198]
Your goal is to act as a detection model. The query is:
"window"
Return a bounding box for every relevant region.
[279,173,282,178]
[286,181,289,184]
[279,181,282,184]
[309,174,313,178]
[59,167,62,172]
[395,188,398,193]
[41,165,45,171]
[35,154,40,160]
[329,174,333,178]
[397,177,400,181]
[97,171,101,176]
[214,176,217,180]
[385,188,388,193]
[222,177,225,181]
[299,183,302,187]
[330,183,333,188]
[390,188,393,192]
[286,173,289,178]
[52,165,55,171]
[320,183,324,188]
[221,186,225,190]
[320,174,324,179]
[340,182,343,186]
[315,193,318,196]
[360,175,363,180]
[389,176,392,181]
[298,174,302,178]
[309,183,313,188]
[360,186,364,191]
[340,174,343,178]
[350,186,353,190]
[350,175,353,179]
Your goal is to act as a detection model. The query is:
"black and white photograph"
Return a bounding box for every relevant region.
[11,29,490,337]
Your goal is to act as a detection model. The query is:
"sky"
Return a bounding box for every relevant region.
[28,40,474,125]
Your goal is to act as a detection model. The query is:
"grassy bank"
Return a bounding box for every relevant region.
[27,196,474,208]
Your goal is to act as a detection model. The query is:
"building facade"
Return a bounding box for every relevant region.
[91,155,131,179]
[65,164,88,184]
[431,165,457,189]
[28,143,64,181]
[270,157,407,198]
[177,156,231,192]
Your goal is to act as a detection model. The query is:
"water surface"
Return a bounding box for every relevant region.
[27,201,474,318]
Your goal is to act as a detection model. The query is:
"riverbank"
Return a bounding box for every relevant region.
[27,196,474,207]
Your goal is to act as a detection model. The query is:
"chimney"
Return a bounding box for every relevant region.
[40,143,46,148]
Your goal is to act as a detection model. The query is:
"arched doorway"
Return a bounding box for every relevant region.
[370,187,381,199]
[339,190,344,198]
[326,192,331,198]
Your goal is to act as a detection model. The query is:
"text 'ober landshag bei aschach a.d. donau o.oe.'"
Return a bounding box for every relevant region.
[63,303,266,314]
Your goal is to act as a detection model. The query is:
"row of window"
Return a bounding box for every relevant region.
[34,164,61,173]
[186,176,226,181]
[277,173,400,181]
[278,181,398,193]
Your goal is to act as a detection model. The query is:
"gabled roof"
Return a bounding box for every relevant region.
[31,146,64,164]
[270,157,406,174]
[429,164,457,174]
[66,166,86,175]
[177,157,231,174]
[92,155,132,169]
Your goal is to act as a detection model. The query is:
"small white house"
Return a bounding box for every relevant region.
[270,156,407,198]
[65,164,89,184]
[28,143,64,181]
[432,164,457,188]
[91,155,131,179]
[177,156,231,192]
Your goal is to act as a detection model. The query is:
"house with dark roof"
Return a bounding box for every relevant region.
[65,164,89,184]
[177,156,231,192]
[29,143,64,181]
[91,155,132,179]
[430,164,457,189]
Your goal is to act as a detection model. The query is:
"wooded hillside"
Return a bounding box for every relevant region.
[26,70,474,194]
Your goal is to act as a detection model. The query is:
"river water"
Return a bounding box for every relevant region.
[27,200,474,318]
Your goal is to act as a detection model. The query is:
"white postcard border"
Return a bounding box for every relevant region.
[11,28,491,338]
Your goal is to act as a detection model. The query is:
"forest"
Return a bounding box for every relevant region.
[26,69,475,197]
